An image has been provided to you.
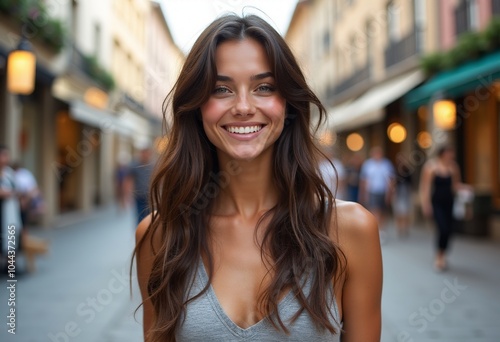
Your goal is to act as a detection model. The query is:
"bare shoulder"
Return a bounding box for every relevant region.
[136,213,153,245]
[333,200,379,244]
[136,212,162,251]
[135,213,162,268]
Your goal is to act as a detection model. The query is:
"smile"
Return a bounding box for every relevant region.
[224,125,264,134]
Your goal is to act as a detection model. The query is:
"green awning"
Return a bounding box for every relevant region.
[404,51,500,111]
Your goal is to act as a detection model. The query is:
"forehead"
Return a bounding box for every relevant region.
[214,38,271,73]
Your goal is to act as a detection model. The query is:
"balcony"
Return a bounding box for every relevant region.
[493,0,500,15]
[70,45,115,91]
[384,30,418,69]
[332,63,370,97]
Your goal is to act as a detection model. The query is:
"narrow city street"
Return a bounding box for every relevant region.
[0,206,143,342]
[1,207,499,341]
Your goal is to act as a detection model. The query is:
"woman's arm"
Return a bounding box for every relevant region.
[336,202,382,342]
[451,161,469,193]
[419,161,434,218]
[135,215,157,341]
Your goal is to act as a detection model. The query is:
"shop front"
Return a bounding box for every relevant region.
[405,51,500,236]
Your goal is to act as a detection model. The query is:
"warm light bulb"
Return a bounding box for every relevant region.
[433,100,456,130]
[346,133,364,152]
[387,123,407,143]
[7,50,36,95]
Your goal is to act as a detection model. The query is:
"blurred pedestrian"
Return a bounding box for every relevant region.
[393,158,413,236]
[126,147,154,225]
[115,152,131,210]
[420,145,469,271]
[0,145,23,267]
[319,146,346,200]
[360,146,395,237]
[12,162,44,226]
[345,153,363,202]
[134,15,381,342]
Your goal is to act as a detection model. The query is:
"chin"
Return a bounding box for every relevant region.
[226,147,265,161]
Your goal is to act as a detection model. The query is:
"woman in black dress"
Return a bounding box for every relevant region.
[420,146,466,271]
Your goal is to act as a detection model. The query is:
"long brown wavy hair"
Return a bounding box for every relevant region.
[133,14,346,342]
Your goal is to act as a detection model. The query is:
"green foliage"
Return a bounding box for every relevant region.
[0,0,66,53]
[421,16,500,76]
[83,55,115,91]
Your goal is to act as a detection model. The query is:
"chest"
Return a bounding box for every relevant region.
[205,216,283,328]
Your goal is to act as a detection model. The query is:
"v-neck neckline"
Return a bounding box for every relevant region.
[197,258,295,337]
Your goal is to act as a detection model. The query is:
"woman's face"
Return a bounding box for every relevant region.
[442,149,455,163]
[200,38,286,162]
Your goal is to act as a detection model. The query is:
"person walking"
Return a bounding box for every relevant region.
[319,147,346,200]
[345,153,363,202]
[393,158,413,237]
[126,147,154,225]
[134,15,382,342]
[360,146,395,235]
[12,162,44,226]
[420,145,468,271]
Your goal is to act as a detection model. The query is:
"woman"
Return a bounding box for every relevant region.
[420,145,465,271]
[134,15,382,342]
[393,158,412,237]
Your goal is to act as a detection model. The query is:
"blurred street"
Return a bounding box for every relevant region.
[1,207,499,341]
[0,206,143,342]
[381,223,500,342]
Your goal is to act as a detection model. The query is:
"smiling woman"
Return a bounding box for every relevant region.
[133,14,382,342]
[200,38,286,162]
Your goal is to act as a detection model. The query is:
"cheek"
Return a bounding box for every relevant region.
[200,99,222,124]
[262,97,286,121]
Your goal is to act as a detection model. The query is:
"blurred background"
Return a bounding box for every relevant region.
[0,0,499,341]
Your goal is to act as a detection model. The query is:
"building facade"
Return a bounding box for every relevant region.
[145,1,184,137]
[405,0,500,235]
[0,0,184,227]
[287,0,500,237]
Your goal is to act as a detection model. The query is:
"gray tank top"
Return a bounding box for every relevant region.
[176,259,342,341]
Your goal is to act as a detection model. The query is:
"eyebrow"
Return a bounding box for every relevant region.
[216,72,274,82]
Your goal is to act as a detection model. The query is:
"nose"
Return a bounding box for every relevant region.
[232,93,255,117]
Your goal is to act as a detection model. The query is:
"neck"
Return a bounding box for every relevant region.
[213,149,278,219]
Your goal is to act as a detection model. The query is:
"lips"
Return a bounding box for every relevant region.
[224,125,264,134]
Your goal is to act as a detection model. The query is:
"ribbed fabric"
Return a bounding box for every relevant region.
[176,259,342,342]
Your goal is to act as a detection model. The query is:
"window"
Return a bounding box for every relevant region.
[94,23,101,60]
[323,30,331,54]
[413,0,426,51]
[365,20,373,66]
[71,0,78,40]
[467,0,479,31]
[387,1,401,42]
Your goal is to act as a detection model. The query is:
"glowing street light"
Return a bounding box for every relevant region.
[7,38,36,95]
[433,99,456,130]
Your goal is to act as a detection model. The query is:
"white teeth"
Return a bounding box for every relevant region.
[226,125,263,134]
